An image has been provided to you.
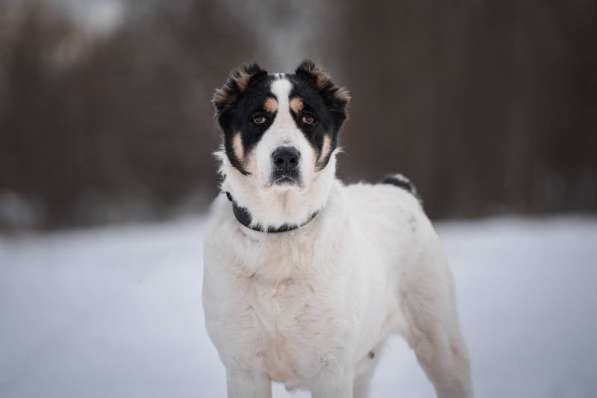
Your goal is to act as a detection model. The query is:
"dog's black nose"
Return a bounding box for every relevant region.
[272,147,300,170]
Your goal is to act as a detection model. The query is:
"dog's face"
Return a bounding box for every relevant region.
[213,61,350,196]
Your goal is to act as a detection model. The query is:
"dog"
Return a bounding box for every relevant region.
[202,60,472,398]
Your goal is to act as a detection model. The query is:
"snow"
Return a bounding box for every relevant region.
[1,216,596,397]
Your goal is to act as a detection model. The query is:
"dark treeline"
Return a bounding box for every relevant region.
[0,1,256,228]
[1,0,596,229]
[331,0,597,218]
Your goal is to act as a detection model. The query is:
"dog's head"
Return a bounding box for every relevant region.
[213,60,350,229]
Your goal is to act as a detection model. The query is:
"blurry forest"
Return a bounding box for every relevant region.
[1,0,596,230]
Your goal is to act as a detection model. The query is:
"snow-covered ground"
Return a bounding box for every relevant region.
[1,216,596,397]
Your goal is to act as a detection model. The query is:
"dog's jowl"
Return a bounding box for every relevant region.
[203,60,473,398]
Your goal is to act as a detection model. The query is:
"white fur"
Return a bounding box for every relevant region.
[203,79,472,398]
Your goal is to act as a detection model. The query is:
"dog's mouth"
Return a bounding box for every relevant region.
[267,175,304,191]
[271,169,300,187]
[273,175,298,185]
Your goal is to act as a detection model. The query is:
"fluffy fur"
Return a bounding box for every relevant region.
[203,61,472,398]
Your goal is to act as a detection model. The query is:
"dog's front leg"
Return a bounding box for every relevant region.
[310,369,354,398]
[226,368,271,398]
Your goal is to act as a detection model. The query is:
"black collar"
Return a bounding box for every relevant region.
[225,191,319,233]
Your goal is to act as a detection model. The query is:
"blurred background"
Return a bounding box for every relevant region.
[1,0,596,230]
[1,1,597,398]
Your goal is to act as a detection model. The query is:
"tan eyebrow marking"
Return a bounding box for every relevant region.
[264,97,278,113]
[290,97,304,113]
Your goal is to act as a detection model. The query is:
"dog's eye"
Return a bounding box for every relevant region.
[301,114,317,126]
[251,114,267,125]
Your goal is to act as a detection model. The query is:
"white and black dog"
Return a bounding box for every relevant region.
[202,61,472,398]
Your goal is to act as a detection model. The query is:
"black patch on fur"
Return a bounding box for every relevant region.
[212,63,268,114]
[213,63,272,175]
[290,60,350,169]
[382,174,421,201]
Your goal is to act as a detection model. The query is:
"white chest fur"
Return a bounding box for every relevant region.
[203,211,360,389]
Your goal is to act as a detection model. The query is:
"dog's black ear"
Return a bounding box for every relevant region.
[212,63,267,115]
[295,60,351,115]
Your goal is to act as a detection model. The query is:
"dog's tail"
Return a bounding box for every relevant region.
[381,173,421,202]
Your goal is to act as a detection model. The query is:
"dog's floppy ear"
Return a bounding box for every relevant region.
[212,63,267,115]
[295,60,351,116]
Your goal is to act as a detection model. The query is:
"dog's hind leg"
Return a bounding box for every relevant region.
[409,327,472,398]
[400,256,473,398]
